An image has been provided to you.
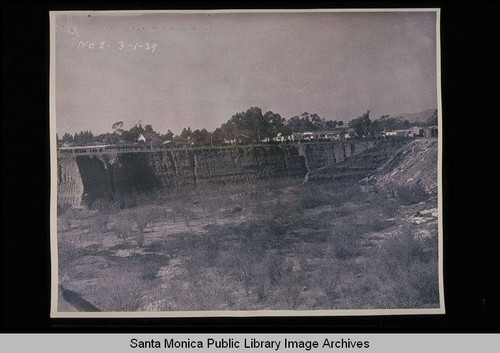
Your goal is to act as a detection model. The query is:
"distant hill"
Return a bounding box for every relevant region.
[389,109,437,123]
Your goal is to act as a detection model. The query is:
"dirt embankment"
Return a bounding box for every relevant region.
[365,138,438,194]
[57,140,391,207]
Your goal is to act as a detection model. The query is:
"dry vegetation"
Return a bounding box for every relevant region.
[58,178,439,312]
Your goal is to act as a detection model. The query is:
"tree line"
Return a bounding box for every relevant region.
[58,108,437,147]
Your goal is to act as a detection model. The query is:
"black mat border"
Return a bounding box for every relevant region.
[1,1,498,333]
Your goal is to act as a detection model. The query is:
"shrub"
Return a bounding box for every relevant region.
[88,198,120,212]
[102,277,145,311]
[199,233,221,267]
[226,245,259,295]
[109,206,160,243]
[381,231,428,268]
[144,239,167,253]
[88,191,165,212]
[364,217,392,233]
[58,214,72,232]
[251,263,271,301]
[135,231,145,248]
[329,224,362,260]
[394,183,428,205]
[378,198,400,218]
[301,230,330,243]
[58,239,86,267]
[298,188,331,209]
[57,203,72,216]
[141,261,162,280]
[267,254,294,285]
[331,184,364,205]
[372,231,440,308]
[279,270,304,309]
[89,214,109,234]
[318,260,342,307]
[118,192,139,209]
[161,268,234,310]
[170,200,196,226]
[110,213,137,239]
[259,200,303,246]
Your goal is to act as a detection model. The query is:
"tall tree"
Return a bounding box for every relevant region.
[222,107,285,142]
[112,121,124,134]
[348,110,372,137]
[73,130,94,145]
[161,129,174,141]
[180,127,192,139]
[285,112,331,133]
[191,128,211,146]
[426,109,438,126]
[371,115,411,132]
[143,124,160,139]
[211,128,226,145]
[61,132,74,144]
[129,123,145,138]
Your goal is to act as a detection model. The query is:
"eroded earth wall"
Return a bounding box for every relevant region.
[57,140,404,206]
[58,155,85,206]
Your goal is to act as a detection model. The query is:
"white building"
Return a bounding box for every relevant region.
[137,133,146,142]
[384,129,412,137]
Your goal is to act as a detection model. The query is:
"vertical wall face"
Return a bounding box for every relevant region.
[147,151,187,188]
[193,145,307,185]
[298,141,376,171]
[305,139,408,182]
[107,153,163,194]
[75,156,114,204]
[333,143,347,163]
[57,140,395,207]
[299,143,337,170]
[57,155,84,207]
[74,154,164,204]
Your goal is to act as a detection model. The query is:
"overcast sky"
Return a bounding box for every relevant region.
[54,11,438,136]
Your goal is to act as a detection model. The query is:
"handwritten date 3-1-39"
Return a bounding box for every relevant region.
[77,40,158,53]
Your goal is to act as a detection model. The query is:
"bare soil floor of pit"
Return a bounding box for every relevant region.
[57,178,439,312]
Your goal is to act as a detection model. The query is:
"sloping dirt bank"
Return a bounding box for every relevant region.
[364,138,438,194]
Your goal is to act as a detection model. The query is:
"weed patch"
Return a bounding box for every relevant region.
[394,183,429,205]
[98,272,147,311]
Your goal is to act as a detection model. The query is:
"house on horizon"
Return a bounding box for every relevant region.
[423,126,438,138]
[285,129,354,142]
[384,129,413,137]
[136,133,146,143]
[311,130,349,141]
[224,133,254,145]
[412,127,425,137]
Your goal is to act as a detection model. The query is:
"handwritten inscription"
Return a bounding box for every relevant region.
[77,40,158,53]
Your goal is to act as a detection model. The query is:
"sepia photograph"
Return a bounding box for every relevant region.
[50,9,443,317]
